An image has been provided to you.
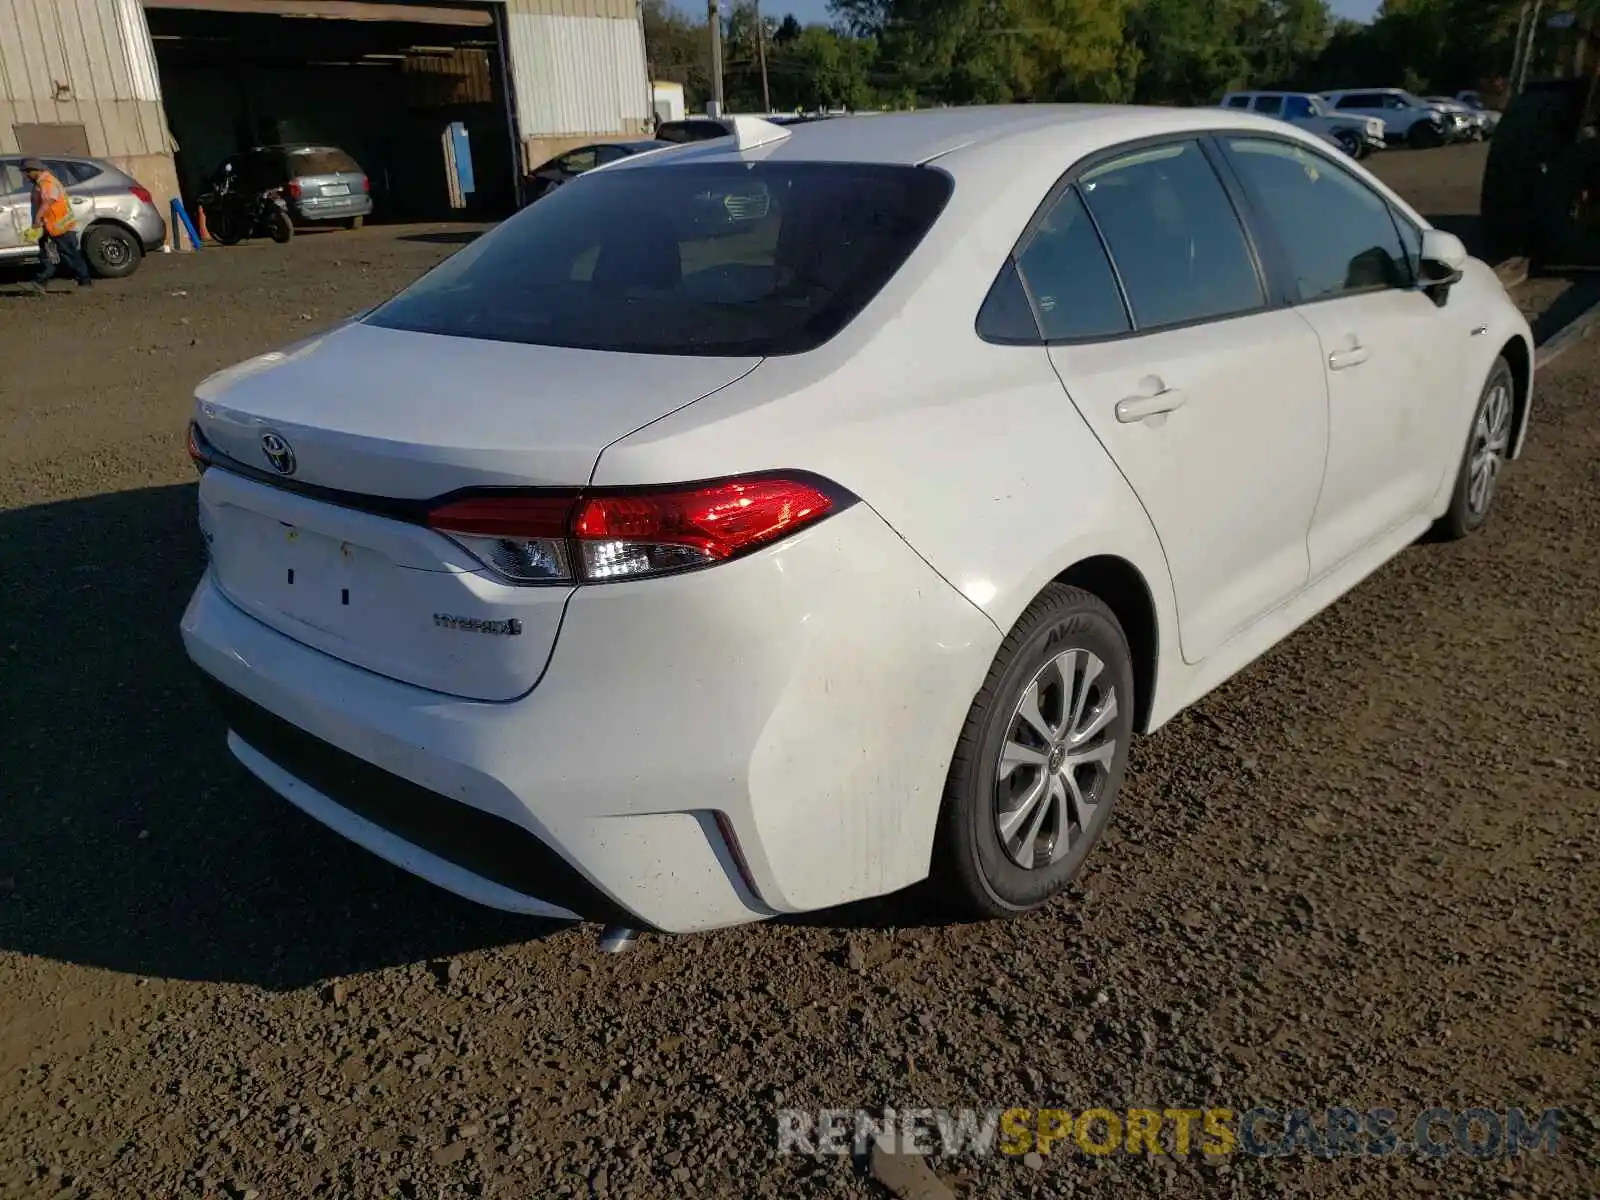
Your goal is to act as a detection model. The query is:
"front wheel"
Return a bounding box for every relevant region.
[1333,129,1363,158]
[1409,121,1444,149]
[1432,357,1516,541]
[269,210,294,243]
[209,211,243,245]
[932,584,1136,919]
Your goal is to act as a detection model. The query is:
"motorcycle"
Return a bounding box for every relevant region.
[200,164,294,246]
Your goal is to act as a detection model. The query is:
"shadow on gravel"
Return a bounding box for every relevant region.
[0,486,559,991]
[1528,272,1600,344]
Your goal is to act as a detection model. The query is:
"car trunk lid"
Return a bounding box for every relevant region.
[193,321,760,700]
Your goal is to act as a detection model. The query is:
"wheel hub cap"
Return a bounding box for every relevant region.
[993,648,1119,871]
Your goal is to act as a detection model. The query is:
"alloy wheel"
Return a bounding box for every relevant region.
[993,648,1118,870]
[1468,378,1513,517]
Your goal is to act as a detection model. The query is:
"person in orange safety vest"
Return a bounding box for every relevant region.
[21,157,92,293]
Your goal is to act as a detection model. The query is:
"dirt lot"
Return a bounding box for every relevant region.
[2,150,1598,1200]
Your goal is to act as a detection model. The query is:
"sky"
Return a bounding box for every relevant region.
[765,0,1383,34]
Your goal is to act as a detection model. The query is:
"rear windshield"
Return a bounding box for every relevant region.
[364,162,954,356]
[287,148,362,176]
[656,121,730,144]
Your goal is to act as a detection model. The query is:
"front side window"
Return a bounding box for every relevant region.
[1012,186,1130,341]
[366,161,953,356]
[1284,96,1314,120]
[1222,137,1412,303]
[0,161,24,196]
[1254,95,1285,116]
[1077,141,1264,330]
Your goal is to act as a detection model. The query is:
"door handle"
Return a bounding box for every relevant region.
[1115,387,1187,423]
[1327,341,1369,370]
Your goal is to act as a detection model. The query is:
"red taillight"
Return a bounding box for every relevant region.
[361,176,371,193]
[285,180,303,200]
[186,422,208,472]
[130,184,153,206]
[425,476,841,585]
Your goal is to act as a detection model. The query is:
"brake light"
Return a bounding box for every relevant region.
[361,176,371,193]
[129,184,153,205]
[285,180,303,199]
[425,476,843,584]
[186,422,208,473]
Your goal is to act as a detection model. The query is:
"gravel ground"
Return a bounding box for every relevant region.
[2,165,1598,1199]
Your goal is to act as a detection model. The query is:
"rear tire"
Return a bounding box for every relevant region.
[269,211,294,243]
[932,585,1136,920]
[1332,129,1362,158]
[1432,357,1516,541]
[83,224,142,279]
[345,215,364,231]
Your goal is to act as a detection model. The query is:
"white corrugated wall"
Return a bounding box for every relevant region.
[0,0,167,156]
[506,7,650,137]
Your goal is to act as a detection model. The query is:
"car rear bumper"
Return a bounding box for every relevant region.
[181,502,999,933]
[290,195,373,223]
[129,202,168,250]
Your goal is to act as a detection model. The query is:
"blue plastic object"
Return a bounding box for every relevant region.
[171,197,202,250]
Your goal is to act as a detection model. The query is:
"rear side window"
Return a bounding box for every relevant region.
[1225,95,1252,109]
[47,159,100,184]
[0,161,24,195]
[1253,95,1285,116]
[1336,94,1376,109]
[1078,141,1264,330]
[1221,137,1412,302]
[288,148,362,176]
[366,162,953,356]
[1013,186,1129,341]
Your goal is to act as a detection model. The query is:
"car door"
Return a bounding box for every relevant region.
[1029,138,1330,664]
[1252,94,1286,120]
[0,159,28,257]
[1334,93,1385,132]
[1217,134,1461,578]
[44,158,95,229]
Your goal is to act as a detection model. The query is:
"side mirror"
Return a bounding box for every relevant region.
[1419,228,1467,292]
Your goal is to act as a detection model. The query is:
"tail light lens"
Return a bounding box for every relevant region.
[361,176,371,193]
[285,180,303,200]
[129,184,153,206]
[186,422,208,473]
[426,476,844,585]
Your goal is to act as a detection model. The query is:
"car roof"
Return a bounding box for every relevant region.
[609,104,1307,170]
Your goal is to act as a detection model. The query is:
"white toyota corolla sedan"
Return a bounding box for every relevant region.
[182,106,1533,939]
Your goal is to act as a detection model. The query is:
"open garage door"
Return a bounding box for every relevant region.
[143,0,520,221]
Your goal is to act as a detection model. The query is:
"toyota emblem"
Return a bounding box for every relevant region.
[260,431,296,475]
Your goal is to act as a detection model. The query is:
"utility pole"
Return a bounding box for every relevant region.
[707,0,725,117]
[755,0,771,112]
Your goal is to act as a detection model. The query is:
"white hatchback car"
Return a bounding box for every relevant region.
[182,106,1533,940]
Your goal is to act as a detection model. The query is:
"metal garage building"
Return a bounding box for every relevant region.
[0,0,652,219]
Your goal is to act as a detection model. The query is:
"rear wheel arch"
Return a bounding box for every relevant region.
[1051,555,1159,734]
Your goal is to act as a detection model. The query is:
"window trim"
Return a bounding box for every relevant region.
[975,132,1279,348]
[1212,130,1428,310]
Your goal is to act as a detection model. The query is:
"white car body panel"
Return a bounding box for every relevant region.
[181,105,1535,932]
